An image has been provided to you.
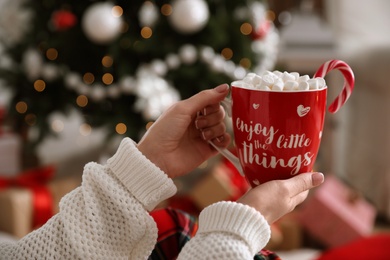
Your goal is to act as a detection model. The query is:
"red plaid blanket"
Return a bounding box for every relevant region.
[150,208,281,260]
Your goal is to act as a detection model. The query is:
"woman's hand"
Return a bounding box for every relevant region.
[238,172,324,224]
[137,84,231,179]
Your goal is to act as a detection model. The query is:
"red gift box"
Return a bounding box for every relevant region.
[298,175,376,248]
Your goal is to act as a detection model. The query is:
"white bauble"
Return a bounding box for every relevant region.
[22,48,43,80]
[139,1,159,27]
[42,64,60,81]
[119,76,136,94]
[150,59,168,76]
[90,84,106,101]
[82,2,123,44]
[179,44,197,64]
[64,72,81,90]
[107,84,121,98]
[165,54,181,69]
[169,0,209,34]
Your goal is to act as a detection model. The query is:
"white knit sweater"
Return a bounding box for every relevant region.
[0,138,270,259]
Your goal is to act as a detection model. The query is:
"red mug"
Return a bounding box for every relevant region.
[212,85,327,187]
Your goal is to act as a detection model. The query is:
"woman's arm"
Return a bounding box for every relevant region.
[0,138,177,259]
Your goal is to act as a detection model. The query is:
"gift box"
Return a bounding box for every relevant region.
[189,160,250,209]
[189,164,235,209]
[0,168,81,238]
[298,175,376,248]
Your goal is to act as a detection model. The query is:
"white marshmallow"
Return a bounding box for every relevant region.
[246,72,257,78]
[252,75,262,85]
[262,70,279,81]
[307,78,319,89]
[230,71,327,92]
[272,70,283,78]
[298,75,310,82]
[290,72,300,80]
[243,75,254,84]
[262,74,274,84]
[231,80,251,89]
[282,72,296,82]
[255,84,271,91]
[298,81,310,91]
[272,78,284,91]
[284,80,298,90]
[316,77,326,89]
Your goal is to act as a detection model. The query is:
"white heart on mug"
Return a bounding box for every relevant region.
[297,105,310,117]
[253,179,260,186]
[253,103,260,109]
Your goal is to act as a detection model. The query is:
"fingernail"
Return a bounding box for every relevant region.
[311,172,324,186]
[202,130,211,140]
[195,119,206,129]
[214,84,228,93]
[216,136,224,143]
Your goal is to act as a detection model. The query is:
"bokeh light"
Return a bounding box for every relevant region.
[102,55,113,67]
[83,72,95,85]
[161,4,172,16]
[79,123,92,136]
[16,101,28,114]
[240,58,251,69]
[221,48,233,60]
[46,48,58,60]
[51,119,64,132]
[112,5,123,17]
[240,23,252,35]
[102,73,114,85]
[141,27,153,39]
[76,95,88,107]
[25,114,37,126]
[116,123,127,134]
[34,79,46,92]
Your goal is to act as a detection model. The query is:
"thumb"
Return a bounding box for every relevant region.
[183,84,229,114]
[289,172,324,197]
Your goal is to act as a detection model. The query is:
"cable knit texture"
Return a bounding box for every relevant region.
[177,201,271,259]
[0,137,271,259]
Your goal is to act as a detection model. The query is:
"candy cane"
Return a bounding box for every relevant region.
[314,59,355,113]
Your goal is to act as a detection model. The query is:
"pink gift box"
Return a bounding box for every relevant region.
[298,175,376,248]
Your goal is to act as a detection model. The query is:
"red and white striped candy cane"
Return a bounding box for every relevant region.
[314,59,355,113]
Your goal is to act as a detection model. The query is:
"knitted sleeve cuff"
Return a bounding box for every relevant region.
[197,201,271,254]
[107,138,177,211]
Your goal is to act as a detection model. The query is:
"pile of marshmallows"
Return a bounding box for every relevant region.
[232,71,327,91]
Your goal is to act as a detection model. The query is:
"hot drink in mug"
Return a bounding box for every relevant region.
[211,60,355,187]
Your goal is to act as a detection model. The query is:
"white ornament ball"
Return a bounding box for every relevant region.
[179,44,197,64]
[22,48,43,80]
[119,76,136,94]
[165,54,181,69]
[82,2,123,44]
[150,59,168,76]
[42,64,60,81]
[139,1,159,27]
[65,72,82,89]
[90,84,106,101]
[169,0,209,34]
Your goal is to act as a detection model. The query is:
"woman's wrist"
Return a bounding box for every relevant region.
[107,138,177,210]
[137,140,169,176]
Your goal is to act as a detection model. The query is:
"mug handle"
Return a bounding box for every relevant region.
[208,98,244,177]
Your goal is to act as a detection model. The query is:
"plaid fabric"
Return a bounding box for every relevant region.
[149,207,281,260]
[149,208,198,260]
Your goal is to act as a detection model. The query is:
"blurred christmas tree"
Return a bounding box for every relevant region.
[0,0,278,150]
